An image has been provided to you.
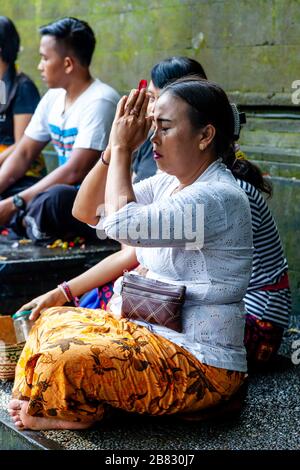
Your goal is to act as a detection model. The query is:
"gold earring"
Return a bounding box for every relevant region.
[199,144,204,151]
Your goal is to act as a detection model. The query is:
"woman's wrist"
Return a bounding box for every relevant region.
[100,150,109,166]
[99,147,111,166]
[110,144,134,159]
[57,282,80,307]
[54,286,68,304]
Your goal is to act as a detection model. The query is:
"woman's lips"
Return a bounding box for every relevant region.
[153,151,163,160]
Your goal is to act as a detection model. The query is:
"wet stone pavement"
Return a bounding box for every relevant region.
[0,322,299,450]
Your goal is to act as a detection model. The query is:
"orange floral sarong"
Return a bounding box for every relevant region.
[13,307,245,423]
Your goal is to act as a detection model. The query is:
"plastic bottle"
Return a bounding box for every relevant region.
[12,310,34,343]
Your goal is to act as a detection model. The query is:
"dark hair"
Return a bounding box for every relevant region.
[162,77,272,197]
[0,16,20,69]
[232,155,272,197]
[39,17,95,67]
[151,56,207,89]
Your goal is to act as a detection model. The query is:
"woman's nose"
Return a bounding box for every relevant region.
[147,103,155,117]
[150,127,159,144]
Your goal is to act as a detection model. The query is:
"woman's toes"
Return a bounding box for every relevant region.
[14,420,24,429]
[11,414,24,429]
[11,414,20,423]
[8,398,22,411]
[8,399,28,429]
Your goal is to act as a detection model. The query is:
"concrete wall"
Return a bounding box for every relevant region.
[1,0,299,315]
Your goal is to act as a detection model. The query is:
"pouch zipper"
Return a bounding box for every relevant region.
[122,279,185,301]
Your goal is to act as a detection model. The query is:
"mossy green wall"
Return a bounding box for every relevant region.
[1,0,299,315]
[1,0,299,102]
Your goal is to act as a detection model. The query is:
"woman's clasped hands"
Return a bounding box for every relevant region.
[110,87,153,154]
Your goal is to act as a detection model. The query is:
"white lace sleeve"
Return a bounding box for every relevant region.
[101,181,227,248]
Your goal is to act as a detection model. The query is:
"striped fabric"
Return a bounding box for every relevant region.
[237,179,291,328]
[49,124,78,166]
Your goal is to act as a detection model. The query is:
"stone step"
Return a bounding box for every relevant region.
[0,236,120,315]
[0,410,63,450]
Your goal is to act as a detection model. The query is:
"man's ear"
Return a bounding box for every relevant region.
[198,124,216,151]
[64,56,74,75]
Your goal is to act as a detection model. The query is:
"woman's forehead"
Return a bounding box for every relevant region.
[148,80,159,95]
[155,92,186,117]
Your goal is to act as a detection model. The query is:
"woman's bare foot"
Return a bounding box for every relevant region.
[8,399,93,430]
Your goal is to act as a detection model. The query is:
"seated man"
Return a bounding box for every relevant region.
[0,17,119,242]
[0,16,43,197]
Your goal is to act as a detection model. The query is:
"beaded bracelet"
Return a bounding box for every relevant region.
[58,281,80,307]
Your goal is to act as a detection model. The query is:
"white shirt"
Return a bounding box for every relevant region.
[25,79,120,166]
[100,160,253,372]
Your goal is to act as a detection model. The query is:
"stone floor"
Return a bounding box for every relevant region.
[1,323,299,450]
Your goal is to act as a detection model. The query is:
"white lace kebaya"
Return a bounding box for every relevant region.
[100,160,253,372]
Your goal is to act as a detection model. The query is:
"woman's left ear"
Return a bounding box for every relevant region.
[198,124,216,151]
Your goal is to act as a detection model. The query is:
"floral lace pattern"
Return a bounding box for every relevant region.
[101,161,253,372]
